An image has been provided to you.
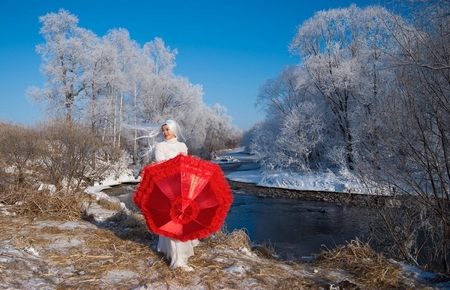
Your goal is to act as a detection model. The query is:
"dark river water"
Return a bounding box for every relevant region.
[104,183,378,260]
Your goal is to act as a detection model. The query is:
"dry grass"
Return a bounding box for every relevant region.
[55,231,157,289]
[0,214,161,289]
[0,186,88,220]
[181,229,319,289]
[0,210,429,289]
[0,190,429,289]
[316,239,404,289]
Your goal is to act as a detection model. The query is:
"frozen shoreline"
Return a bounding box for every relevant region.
[225,168,380,195]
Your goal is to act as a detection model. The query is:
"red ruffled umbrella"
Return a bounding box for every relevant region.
[134,154,233,242]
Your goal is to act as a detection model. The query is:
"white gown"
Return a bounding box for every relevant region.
[154,138,199,268]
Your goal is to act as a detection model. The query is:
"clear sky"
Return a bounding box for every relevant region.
[0,0,385,130]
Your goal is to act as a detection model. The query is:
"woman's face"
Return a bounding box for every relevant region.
[161,124,176,140]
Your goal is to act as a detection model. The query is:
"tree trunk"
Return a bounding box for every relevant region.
[134,85,138,164]
[118,93,123,148]
[65,94,73,124]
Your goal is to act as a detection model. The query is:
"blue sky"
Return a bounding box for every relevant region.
[0,0,384,130]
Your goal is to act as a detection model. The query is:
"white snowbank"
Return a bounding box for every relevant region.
[226,169,262,184]
[4,166,15,174]
[90,149,138,188]
[226,168,370,194]
[95,170,138,187]
[259,170,367,193]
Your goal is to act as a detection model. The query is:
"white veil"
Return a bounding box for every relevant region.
[163,119,186,142]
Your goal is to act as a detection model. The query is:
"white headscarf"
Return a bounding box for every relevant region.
[162,119,185,141]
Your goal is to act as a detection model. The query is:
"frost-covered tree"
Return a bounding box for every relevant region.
[257,66,304,116]
[31,9,239,165]
[201,104,241,157]
[290,5,401,169]
[144,37,177,76]
[249,120,280,169]
[251,1,449,273]
[30,9,94,123]
[355,0,450,272]
[82,35,118,133]
[254,66,327,171]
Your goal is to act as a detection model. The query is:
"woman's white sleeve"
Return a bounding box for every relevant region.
[155,144,165,161]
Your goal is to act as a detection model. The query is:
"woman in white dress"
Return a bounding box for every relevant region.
[154,119,199,270]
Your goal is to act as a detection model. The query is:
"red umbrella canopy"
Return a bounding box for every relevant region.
[134,154,233,242]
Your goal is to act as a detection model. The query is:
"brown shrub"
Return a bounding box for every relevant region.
[36,120,119,193]
[0,122,40,186]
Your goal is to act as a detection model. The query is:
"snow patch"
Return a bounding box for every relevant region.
[48,237,83,250]
[103,269,139,284]
[85,185,115,195]
[216,146,246,154]
[4,166,15,173]
[22,278,52,289]
[24,246,40,256]
[0,244,21,263]
[57,221,97,230]
[95,170,137,187]
[94,151,137,187]
[37,183,56,194]
[225,264,247,275]
[84,202,119,222]
[239,247,256,257]
[0,206,15,216]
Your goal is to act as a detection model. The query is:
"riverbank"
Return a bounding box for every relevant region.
[228,180,394,208]
[97,178,391,208]
[0,194,435,289]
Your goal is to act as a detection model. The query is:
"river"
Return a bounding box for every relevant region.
[103,182,378,261]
